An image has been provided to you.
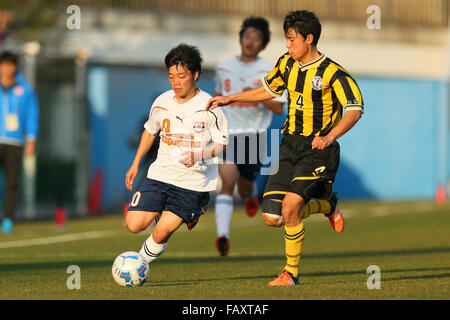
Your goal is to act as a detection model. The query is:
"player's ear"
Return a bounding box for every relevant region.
[305,34,315,45]
[192,71,199,82]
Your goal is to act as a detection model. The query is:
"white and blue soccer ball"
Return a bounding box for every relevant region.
[112,251,149,287]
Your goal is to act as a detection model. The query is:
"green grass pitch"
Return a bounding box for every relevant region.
[0,200,449,300]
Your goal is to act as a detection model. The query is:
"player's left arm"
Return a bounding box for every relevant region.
[312,71,363,150]
[311,110,361,150]
[180,107,228,167]
[179,142,225,168]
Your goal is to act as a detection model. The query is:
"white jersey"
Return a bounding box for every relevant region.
[214,56,287,134]
[144,90,228,192]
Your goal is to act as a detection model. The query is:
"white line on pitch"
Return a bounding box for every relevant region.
[0,230,119,249]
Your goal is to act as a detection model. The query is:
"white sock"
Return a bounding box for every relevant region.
[144,214,161,231]
[215,194,233,238]
[139,233,168,263]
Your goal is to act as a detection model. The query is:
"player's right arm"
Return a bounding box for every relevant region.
[206,86,274,111]
[125,130,157,190]
[207,55,288,111]
[126,102,163,190]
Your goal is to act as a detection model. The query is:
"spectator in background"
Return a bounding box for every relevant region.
[212,17,286,256]
[0,50,39,234]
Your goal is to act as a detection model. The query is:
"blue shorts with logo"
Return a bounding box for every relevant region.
[127,178,210,230]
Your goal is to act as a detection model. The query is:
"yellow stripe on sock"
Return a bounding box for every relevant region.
[284,222,305,278]
[301,199,332,219]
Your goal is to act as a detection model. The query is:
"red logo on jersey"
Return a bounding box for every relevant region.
[161,133,201,148]
[193,121,206,133]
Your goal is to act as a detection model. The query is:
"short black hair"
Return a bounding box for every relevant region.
[164,43,202,78]
[283,10,321,46]
[0,51,18,66]
[239,16,271,49]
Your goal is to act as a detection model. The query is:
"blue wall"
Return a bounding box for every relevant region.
[87,64,449,209]
[335,78,448,200]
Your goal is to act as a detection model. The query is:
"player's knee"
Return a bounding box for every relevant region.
[124,216,145,234]
[281,196,305,224]
[237,179,253,198]
[262,212,284,227]
[125,221,143,234]
[220,181,235,195]
[220,173,237,194]
[261,197,284,227]
[281,203,300,217]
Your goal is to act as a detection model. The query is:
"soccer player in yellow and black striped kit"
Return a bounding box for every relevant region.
[207,10,363,286]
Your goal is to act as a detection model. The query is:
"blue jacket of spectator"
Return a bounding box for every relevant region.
[0,73,39,145]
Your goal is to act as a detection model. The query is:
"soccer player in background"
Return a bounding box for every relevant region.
[207,10,363,286]
[124,44,228,264]
[0,51,39,234]
[213,17,286,256]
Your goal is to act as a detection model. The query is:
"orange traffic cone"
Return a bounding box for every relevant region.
[436,184,447,205]
[55,206,66,231]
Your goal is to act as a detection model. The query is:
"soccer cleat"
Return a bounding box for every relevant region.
[244,196,259,217]
[1,218,13,234]
[268,270,300,287]
[325,192,344,233]
[215,236,229,256]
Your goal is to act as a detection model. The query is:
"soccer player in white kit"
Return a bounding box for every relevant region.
[213,17,286,256]
[124,44,228,264]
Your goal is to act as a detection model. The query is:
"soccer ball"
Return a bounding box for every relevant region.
[112,251,149,287]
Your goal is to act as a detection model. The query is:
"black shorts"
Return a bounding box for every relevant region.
[127,178,210,230]
[221,133,264,181]
[263,134,340,203]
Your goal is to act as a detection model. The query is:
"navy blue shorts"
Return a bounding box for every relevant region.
[222,133,263,181]
[127,179,210,230]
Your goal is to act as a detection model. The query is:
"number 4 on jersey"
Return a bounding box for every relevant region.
[296,95,304,109]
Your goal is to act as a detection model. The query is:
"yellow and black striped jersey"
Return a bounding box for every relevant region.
[262,53,364,137]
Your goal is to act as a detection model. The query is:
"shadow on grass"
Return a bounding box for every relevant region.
[384,272,450,281]
[1,246,449,276]
[303,247,450,259]
[141,266,450,287]
[1,254,449,288]
[303,266,450,278]
[147,274,275,287]
[141,246,450,265]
